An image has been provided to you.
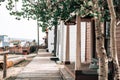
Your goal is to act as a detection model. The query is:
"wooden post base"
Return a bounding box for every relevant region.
[64,61,70,65]
[75,70,98,80]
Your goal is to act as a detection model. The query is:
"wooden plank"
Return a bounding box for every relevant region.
[0,51,9,55]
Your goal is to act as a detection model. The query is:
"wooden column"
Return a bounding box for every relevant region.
[65,24,70,64]
[75,15,81,70]
[75,15,82,80]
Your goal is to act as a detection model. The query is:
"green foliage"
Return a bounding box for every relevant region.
[99,0,120,21]
[0,0,4,5]
[6,0,14,11]
[114,0,120,20]
[5,0,120,32]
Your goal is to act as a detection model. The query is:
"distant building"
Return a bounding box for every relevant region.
[0,35,9,47]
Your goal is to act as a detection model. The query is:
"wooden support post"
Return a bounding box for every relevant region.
[75,15,82,80]
[75,15,81,70]
[0,51,9,78]
[3,53,7,78]
[37,20,39,53]
[65,24,70,64]
[60,21,65,62]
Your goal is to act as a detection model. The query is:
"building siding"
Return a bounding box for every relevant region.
[116,24,120,62]
[48,27,54,53]
[70,25,76,62]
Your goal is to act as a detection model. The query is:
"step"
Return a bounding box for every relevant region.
[59,68,74,80]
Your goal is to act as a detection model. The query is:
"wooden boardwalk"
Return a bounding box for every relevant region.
[15,49,63,80]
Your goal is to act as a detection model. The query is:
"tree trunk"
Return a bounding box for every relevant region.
[94,1,108,80]
[95,20,108,80]
[107,0,120,80]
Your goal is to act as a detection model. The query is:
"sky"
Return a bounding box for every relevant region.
[0,1,46,41]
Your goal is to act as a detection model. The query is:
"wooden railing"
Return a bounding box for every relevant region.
[0,51,9,78]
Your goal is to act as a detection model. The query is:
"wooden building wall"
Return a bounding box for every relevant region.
[85,22,92,63]
[116,23,120,62]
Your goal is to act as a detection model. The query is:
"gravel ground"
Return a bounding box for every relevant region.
[0,55,35,80]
